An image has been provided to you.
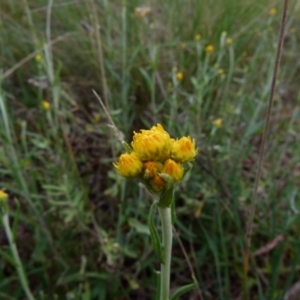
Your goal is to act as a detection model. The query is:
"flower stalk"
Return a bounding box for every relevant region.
[158,206,172,300]
[113,123,198,299]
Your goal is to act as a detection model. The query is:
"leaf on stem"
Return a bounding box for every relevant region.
[148,201,164,264]
[157,173,174,208]
[170,276,198,300]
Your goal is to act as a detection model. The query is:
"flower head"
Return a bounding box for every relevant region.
[0,190,8,202]
[35,54,42,62]
[176,72,184,81]
[218,69,225,76]
[151,175,166,191]
[225,38,233,45]
[41,101,50,110]
[269,8,277,16]
[161,159,184,182]
[113,152,143,177]
[132,124,171,161]
[171,136,198,163]
[213,118,223,128]
[0,190,8,212]
[205,44,214,53]
[143,161,163,179]
[194,34,201,41]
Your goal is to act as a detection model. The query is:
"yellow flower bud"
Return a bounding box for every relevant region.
[205,45,214,53]
[131,124,171,161]
[0,190,8,202]
[113,152,143,177]
[151,175,166,191]
[143,161,163,179]
[269,8,277,16]
[213,118,223,128]
[194,34,201,41]
[225,38,233,45]
[161,159,184,182]
[171,136,198,163]
[176,72,184,81]
[41,101,50,110]
[35,54,42,62]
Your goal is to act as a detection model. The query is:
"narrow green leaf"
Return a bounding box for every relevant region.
[122,142,132,153]
[182,162,193,179]
[170,281,198,300]
[148,201,164,264]
[157,173,174,208]
[128,218,150,235]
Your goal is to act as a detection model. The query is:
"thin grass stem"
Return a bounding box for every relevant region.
[243,0,290,292]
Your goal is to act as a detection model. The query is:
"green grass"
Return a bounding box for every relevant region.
[1,0,300,299]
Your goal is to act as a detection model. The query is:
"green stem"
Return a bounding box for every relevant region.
[2,213,36,300]
[158,206,172,300]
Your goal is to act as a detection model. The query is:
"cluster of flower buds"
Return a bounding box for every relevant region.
[113,124,198,192]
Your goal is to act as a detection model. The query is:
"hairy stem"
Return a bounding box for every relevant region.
[158,206,172,300]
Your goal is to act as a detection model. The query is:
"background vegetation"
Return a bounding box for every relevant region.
[1,0,300,299]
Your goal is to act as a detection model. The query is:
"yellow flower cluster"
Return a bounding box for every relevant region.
[113,124,198,191]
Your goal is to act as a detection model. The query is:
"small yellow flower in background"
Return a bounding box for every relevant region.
[0,190,8,202]
[171,136,198,163]
[41,100,50,110]
[35,54,42,62]
[113,152,143,177]
[205,44,214,53]
[269,8,277,16]
[194,34,201,41]
[161,159,184,182]
[218,69,225,79]
[290,27,296,33]
[218,69,225,75]
[132,124,171,161]
[254,27,260,33]
[143,161,163,179]
[213,118,223,128]
[135,7,151,18]
[225,38,233,45]
[176,72,184,81]
[180,43,186,49]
